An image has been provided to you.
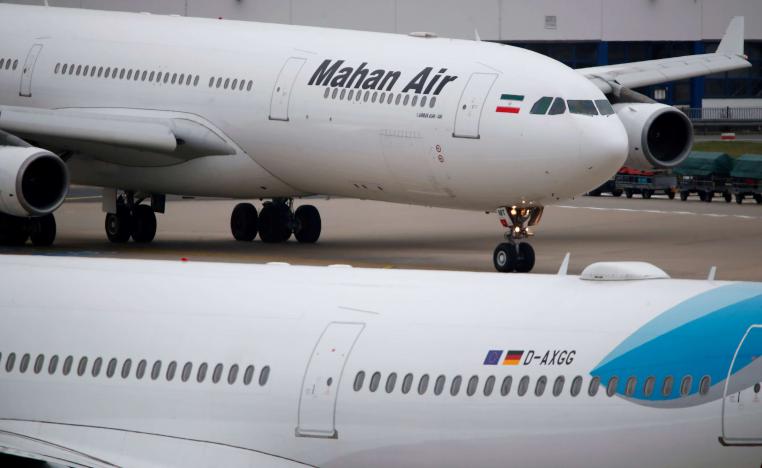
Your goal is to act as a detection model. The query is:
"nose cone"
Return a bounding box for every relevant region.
[576,116,629,191]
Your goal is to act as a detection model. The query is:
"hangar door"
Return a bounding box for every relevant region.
[19,44,43,97]
[722,325,762,446]
[269,57,306,121]
[296,322,364,439]
[452,72,497,139]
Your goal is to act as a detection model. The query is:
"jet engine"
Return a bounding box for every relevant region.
[612,103,693,170]
[0,146,69,217]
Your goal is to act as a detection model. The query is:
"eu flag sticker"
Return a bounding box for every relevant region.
[484,350,503,365]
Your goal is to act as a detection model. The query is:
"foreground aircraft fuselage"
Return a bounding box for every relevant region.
[0,256,761,467]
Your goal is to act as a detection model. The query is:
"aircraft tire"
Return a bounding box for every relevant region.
[0,213,29,246]
[493,243,517,273]
[30,214,56,247]
[231,203,258,242]
[516,243,535,273]
[132,205,157,243]
[259,202,292,243]
[105,207,133,243]
[294,205,321,244]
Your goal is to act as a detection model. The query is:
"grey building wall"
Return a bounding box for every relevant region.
[3,0,762,41]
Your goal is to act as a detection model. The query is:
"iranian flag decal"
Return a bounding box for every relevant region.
[496,94,524,114]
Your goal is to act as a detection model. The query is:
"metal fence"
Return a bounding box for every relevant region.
[681,107,762,121]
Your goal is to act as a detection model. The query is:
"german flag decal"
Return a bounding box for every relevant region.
[496,94,524,114]
[503,350,524,365]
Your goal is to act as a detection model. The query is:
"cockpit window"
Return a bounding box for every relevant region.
[548,98,566,115]
[595,99,615,116]
[568,100,599,116]
[530,96,553,115]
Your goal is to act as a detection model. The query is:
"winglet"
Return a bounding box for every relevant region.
[707,266,717,281]
[717,16,744,56]
[557,253,570,276]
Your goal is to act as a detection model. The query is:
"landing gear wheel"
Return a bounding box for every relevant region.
[736,194,744,205]
[30,214,56,247]
[294,205,321,244]
[625,189,633,199]
[231,203,258,242]
[259,202,292,243]
[132,205,157,243]
[724,192,733,203]
[680,191,689,201]
[105,207,133,243]
[493,243,518,273]
[515,242,535,273]
[0,214,28,246]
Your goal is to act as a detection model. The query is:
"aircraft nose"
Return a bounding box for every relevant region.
[577,117,629,184]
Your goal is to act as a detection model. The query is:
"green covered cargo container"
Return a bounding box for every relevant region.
[729,154,762,204]
[675,152,734,202]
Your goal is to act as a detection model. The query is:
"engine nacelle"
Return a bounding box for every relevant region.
[613,103,693,170]
[0,146,69,217]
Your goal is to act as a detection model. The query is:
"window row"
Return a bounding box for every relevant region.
[0,58,18,71]
[323,87,437,109]
[0,352,269,387]
[208,76,254,92]
[353,371,713,399]
[530,96,615,117]
[53,63,202,87]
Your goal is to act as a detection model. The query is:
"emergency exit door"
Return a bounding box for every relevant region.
[721,325,762,446]
[296,322,364,438]
[19,44,43,97]
[269,57,306,121]
[452,72,497,139]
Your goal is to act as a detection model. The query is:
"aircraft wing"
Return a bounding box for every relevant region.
[578,17,751,94]
[0,106,236,166]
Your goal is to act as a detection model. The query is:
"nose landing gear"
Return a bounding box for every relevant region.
[493,206,543,273]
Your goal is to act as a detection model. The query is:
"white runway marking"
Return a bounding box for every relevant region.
[553,205,762,220]
[66,196,102,201]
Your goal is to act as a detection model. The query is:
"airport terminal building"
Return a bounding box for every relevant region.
[4,0,762,109]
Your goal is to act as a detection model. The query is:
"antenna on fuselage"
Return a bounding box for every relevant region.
[474,29,482,41]
[707,266,717,281]
[557,253,571,276]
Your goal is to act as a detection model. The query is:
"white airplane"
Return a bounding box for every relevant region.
[0,4,751,272]
[0,255,761,467]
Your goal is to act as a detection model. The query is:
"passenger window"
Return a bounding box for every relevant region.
[434,375,446,395]
[418,374,430,394]
[548,98,566,115]
[118,68,125,79]
[662,376,674,397]
[369,371,381,392]
[133,69,139,80]
[157,72,163,83]
[243,365,255,385]
[224,78,229,89]
[48,355,59,374]
[181,362,192,382]
[467,375,479,396]
[54,63,60,74]
[348,89,354,101]
[450,375,462,396]
[197,362,208,383]
[421,96,427,107]
[323,88,330,98]
[61,64,68,74]
[136,359,147,379]
[341,89,347,100]
[91,357,102,377]
[570,376,582,396]
[194,76,200,86]
[126,69,132,80]
[112,68,118,79]
[387,93,393,104]
[5,353,15,372]
[429,96,436,108]
[260,366,270,386]
[163,73,170,84]
[91,67,96,77]
[209,77,215,88]
[404,95,410,106]
[411,95,418,107]
[395,94,402,105]
[595,99,615,116]
[227,364,239,385]
[98,66,104,77]
[501,376,513,396]
[231,78,238,90]
[625,376,637,396]
[606,376,618,397]
[76,356,87,376]
[588,376,600,396]
[363,91,369,102]
[680,376,692,396]
[166,361,177,381]
[644,376,655,397]
[34,354,44,374]
[12,59,18,70]
[121,359,132,379]
[371,91,378,103]
[151,360,162,380]
[20,354,30,373]
[535,376,547,396]
[699,376,711,395]
[76,65,82,76]
[385,373,397,393]
[552,376,565,396]
[355,89,362,101]
[484,375,496,396]
[332,88,338,99]
[173,73,179,85]
[530,96,553,115]
[107,358,117,378]
[212,363,223,383]
[247,80,253,91]
[517,376,530,396]
[568,100,598,116]
[0,59,5,69]
[63,356,73,376]
[402,373,414,394]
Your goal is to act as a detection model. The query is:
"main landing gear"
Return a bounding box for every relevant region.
[0,212,57,247]
[230,198,322,244]
[492,206,543,273]
[105,191,161,243]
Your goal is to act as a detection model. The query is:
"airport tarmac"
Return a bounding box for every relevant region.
[4,190,761,281]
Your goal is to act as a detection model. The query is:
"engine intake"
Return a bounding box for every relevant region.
[613,103,693,170]
[0,146,69,217]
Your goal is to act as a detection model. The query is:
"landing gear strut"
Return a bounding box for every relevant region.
[493,206,543,273]
[105,191,159,243]
[229,199,322,244]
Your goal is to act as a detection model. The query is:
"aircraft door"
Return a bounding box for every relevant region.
[452,72,497,139]
[269,57,306,121]
[296,322,364,438]
[721,325,762,446]
[19,44,43,97]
